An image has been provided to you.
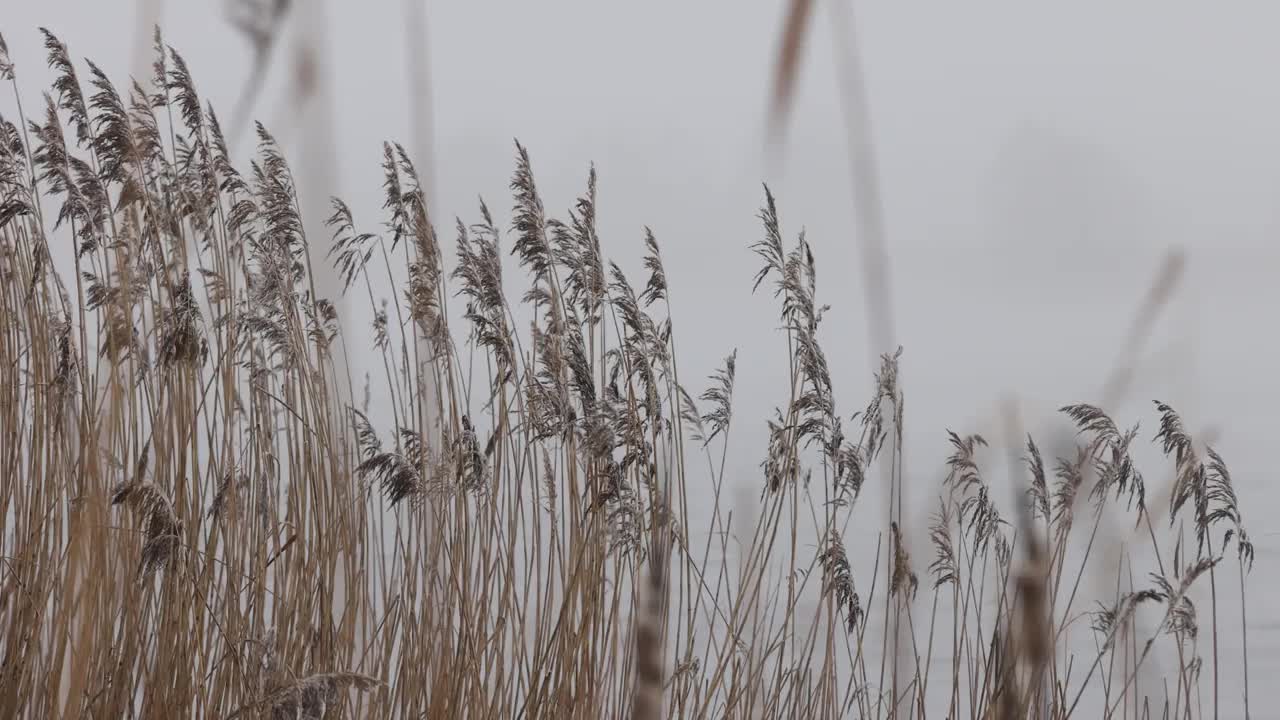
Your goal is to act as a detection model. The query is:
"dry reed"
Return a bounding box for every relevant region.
[0,28,1258,719]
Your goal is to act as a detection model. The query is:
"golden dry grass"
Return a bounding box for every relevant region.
[0,27,1258,719]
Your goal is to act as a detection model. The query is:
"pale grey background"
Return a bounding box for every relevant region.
[5,1,1278,712]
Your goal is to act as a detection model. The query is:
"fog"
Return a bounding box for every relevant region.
[7,1,1280,712]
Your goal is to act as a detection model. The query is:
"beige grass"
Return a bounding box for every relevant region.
[0,28,1257,719]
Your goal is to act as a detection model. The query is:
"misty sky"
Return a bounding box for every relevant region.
[6,2,1279,705]
[7,2,1278,426]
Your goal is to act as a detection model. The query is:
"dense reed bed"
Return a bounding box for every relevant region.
[0,28,1257,718]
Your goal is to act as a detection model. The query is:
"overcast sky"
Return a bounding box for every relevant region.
[6,2,1280,703]
[8,0,1279,532]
